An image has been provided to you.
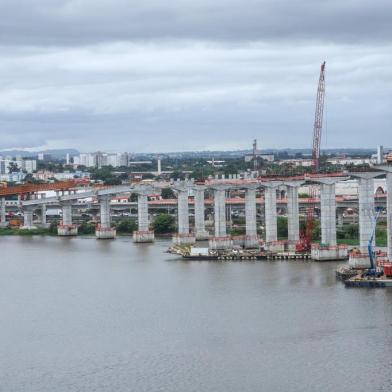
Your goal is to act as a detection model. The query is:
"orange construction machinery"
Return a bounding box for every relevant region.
[0,180,78,197]
[296,61,326,253]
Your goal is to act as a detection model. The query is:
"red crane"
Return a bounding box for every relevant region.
[312,61,326,172]
[296,61,326,253]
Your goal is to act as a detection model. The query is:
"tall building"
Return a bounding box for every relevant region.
[0,158,36,174]
[74,152,129,168]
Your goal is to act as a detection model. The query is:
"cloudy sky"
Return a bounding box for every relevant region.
[0,0,391,152]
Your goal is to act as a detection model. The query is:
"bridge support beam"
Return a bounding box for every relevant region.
[96,196,116,239]
[209,187,232,250]
[21,207,35,229]
[286,185,300,243]
[244,187,259,248]
[172,189,195,246]
[374,167,392,261]
[133,193,154,243]
[0,197,7,227]
[358,177,376,253]
[320,183,337,247]
[194,187,209,240]
[387,173,392,261]
[310,177,348,261]
[348,172,381,267]
[58,201,78,236]
[39,204,50,229]
[264,186,278,243]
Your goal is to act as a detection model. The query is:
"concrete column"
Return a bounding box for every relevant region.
[99,197,111,229]
[133,192,154,242]
[96,196,116,239]
[286,186,299,242]
[177,190,189,235]
[244,187,259,248]
[172,188,195,245]
[358,177,375,252]
[0,197,6,226]
[245,188,257,237]
[137,193,149,231]
[214,189,226,237]
[320,183,337,246]
[264,186,277,242]
[58,201,78,235]
[387,173,392,260]
[23,208,34,229]
[209,187,233,249]
[62,203,72,226]
[41,204,47,225]
[194,188,209,240]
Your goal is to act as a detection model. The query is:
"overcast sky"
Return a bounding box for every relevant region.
[0,0,391,152]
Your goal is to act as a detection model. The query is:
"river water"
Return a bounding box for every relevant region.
[1,236,392,392]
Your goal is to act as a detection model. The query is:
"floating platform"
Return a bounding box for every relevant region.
[168,245,313,261]
[344,277,392,288]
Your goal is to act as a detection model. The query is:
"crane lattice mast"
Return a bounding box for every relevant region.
[312,61,326,173]
[295,61,326,253]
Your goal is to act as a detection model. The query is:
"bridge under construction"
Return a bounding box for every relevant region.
[1,167,391,266]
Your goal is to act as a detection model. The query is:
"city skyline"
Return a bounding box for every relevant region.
[0,1,391,152]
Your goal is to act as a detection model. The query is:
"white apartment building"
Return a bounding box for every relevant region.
[0,158,37,174]
[73,152,129,168]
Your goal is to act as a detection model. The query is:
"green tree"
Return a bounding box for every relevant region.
[277,216,288,239]
[116,220,137,233]
[8,162,20,173]
[161,187,175,199]
[78,222,96,234]
[104,177,122,185]
[152,214,176,234]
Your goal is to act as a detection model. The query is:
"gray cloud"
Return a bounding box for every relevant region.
[0,0,391,45]
[0,1,391,151]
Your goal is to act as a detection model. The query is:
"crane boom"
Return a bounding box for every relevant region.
[296,62,326,253]
[312,61,326,172]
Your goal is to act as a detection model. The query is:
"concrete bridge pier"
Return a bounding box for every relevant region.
[96,196,116,239]
[348,172,381,267]
[264,185,277,241]
[320,183,337,247]
[21,207,35,229]
[39,204,50,229]
[209,187,232,250]
[287,186,300,242]
[387,172,392,261]
[95,196,116,240]
[285,182,302,251]
[310,177,348,261]
[0,197,7,227]
[244,186,259,248]
[375,166,392,261]
[172,188,195,246]
[263,183,282,252]
[58,201,78,236]
[194,187,209,240]
[133,192,154,243]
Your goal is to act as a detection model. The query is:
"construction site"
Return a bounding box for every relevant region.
[1,62,392,287]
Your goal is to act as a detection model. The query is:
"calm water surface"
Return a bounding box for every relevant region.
[1,236,392,392]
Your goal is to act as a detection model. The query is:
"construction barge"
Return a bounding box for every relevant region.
[337,262,392,288]
[168,245,312,261]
